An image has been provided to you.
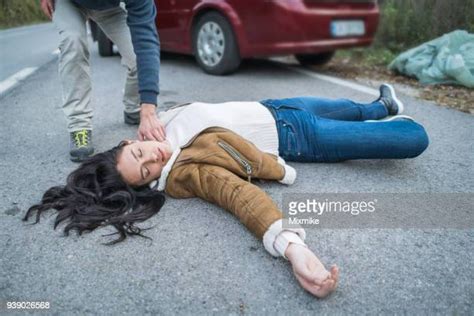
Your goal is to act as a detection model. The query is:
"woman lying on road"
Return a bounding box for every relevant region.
[25,84,429,298]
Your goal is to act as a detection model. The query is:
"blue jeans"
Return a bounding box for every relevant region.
[260,97,429,162]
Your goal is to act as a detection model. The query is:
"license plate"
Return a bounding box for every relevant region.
[330,20,365,37]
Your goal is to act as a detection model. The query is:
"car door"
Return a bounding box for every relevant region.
[155,0,194,50]
[230,0,278,45]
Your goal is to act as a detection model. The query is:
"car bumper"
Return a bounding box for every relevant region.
[238,1,379,57]
[246,37,375,57]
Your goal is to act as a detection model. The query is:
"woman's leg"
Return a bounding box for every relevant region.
[261,96,388,121]
[275,108,429,162]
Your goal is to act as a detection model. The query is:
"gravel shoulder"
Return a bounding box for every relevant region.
[307,54,474,115]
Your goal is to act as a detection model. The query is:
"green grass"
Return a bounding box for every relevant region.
[336,48,398,67]
[0,0,48,29]
[338,0,474,67]
[375,0,474,50]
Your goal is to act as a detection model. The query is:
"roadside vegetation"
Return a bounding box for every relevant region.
[339,0,474,66]
[321,0,474,113]
[375,0,473,53]
[0,0,47,29]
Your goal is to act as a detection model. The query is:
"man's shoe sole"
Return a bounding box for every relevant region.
[70,155,89,163]
[70,150,94,162]
[124,112,140,125]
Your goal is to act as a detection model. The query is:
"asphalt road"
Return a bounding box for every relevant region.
[0,38,473,314]
[0,23,59,83]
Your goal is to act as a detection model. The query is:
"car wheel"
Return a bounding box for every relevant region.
[295,51,335,66]
[97,28,114,57]
[193,12,241,75]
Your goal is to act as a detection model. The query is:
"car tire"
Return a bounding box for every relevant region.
[295,51,335,66]
[97,28,114,57]
[192,12,241,75]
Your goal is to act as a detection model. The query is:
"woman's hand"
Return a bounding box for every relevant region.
[286,243,339,298]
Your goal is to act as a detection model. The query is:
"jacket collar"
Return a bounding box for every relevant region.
[148,127,234,191]
[149,147,182,191]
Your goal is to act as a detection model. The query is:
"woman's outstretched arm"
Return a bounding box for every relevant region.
[286,244,339,298]
[166,163,339,298]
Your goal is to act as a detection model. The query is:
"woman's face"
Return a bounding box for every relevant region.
[116,140,172,186]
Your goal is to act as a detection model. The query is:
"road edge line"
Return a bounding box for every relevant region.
[0,67,39,96]
[286,66,379,97]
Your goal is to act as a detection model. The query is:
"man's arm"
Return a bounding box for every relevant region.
[124,0,160,106]
[125,0,165,141]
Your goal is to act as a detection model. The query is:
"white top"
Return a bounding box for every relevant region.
[158,101,279,155]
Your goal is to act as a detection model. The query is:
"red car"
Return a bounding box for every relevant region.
[94,0,379,75]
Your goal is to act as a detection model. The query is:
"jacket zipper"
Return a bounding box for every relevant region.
[217,141,253,182]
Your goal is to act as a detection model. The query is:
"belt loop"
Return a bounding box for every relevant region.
[261,101,278,121]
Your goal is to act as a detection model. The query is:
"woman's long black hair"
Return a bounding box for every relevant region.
[23,143,165,245]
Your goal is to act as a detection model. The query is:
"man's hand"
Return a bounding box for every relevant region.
[138,103,166,142]
[40,0,55,19]
[286,243,339,298]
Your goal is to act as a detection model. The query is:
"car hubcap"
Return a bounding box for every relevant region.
[197,22,225,67]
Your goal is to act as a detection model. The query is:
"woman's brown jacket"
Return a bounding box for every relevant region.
[160,127,304,256]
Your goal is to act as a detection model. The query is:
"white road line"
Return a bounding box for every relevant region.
[0,67,38,95]
[287,66,379,97]
[0,23,53,40]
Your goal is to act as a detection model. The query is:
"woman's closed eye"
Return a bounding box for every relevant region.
[131,148,141,162]
[142,167,150,179]
[137,148,143,158]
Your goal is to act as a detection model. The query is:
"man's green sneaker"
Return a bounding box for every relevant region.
[70,129,94,162]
